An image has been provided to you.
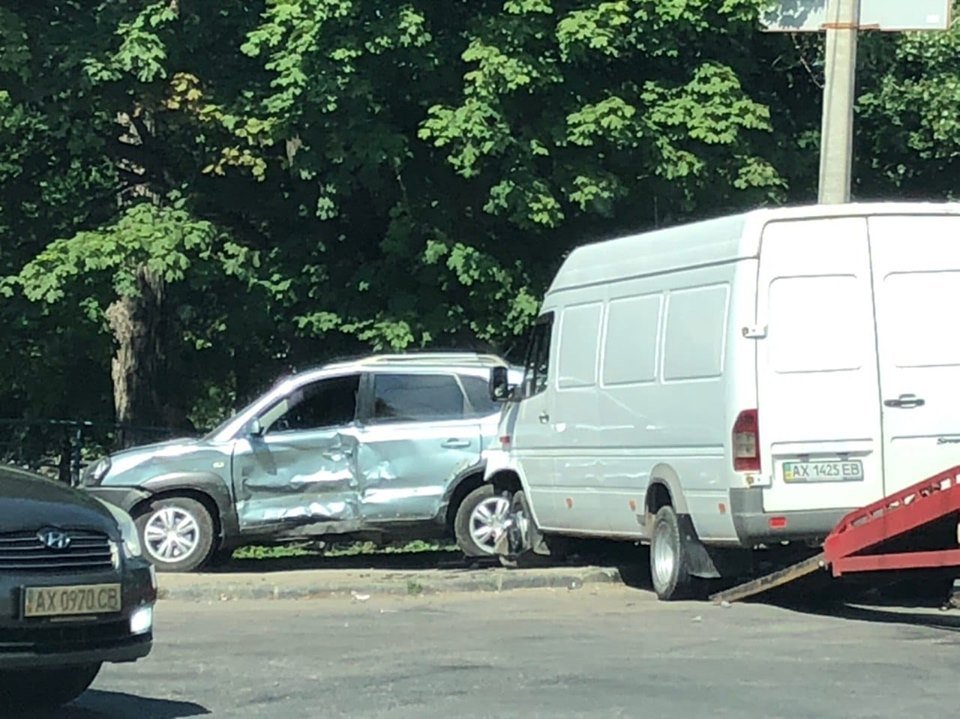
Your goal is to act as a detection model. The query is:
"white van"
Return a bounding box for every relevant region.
[484,202,960,599]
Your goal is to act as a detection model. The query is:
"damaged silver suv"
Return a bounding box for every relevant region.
[82,353,522,572]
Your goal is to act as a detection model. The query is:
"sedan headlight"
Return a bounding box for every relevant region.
[99,500,143,559]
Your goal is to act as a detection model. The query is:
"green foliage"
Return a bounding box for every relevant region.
[2,0,959,438]
[14,201,253,308]
[857,20,960,197]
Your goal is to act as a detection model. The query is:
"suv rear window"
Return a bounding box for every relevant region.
[461,375,498,417]
[370,374,464,423]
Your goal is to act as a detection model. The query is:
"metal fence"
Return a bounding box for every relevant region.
[0,418,179,486]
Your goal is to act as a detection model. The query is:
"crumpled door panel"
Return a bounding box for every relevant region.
[355,420,482,522]
[231,430,362,532]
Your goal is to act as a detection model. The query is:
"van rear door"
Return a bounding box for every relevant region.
[868,214,960,494]
[756,217,885,512]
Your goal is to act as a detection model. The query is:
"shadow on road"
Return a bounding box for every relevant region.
[8,691,209,719]
[211,541,640,574]
[788,602,960,632]
[718,569,960,630]
[212,550,500,573]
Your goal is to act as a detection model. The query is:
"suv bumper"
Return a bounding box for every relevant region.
[84,486,152,514]
[729,488,850,545]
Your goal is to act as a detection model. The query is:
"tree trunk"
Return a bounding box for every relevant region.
[105,265,164,448]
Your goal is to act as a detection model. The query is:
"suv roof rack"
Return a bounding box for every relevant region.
[283,351,508,376]
[353,352,506,366]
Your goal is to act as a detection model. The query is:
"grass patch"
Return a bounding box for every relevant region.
[232,539,458,561]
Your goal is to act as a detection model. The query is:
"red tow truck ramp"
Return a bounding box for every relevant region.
[710,466,960,604]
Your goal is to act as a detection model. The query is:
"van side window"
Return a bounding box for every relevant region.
[663,284,729,381]
[522,314,553,397]
[558,303,602,388]
[603,294,662,385]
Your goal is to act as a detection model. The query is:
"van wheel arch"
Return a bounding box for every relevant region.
[489,471,522,497]
[645,466,689,519]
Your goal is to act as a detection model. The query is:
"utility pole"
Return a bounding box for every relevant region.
[817,0,861,204]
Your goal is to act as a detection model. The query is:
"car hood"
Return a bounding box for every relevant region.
[111,437,199,459]
[0,466,118,535]
[99,437,211,482]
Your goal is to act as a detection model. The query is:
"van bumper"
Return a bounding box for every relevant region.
[729,489,850,545]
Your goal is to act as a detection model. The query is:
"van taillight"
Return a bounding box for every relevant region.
[733,410,760,472]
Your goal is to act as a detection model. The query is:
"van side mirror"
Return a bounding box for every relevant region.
[246,418,264,437]
[489,366,515,402]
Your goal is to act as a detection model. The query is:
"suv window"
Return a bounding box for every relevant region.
[370,373,464,423]
[461,375,498,417]
[265,374,360,433]
[522,314,553,397]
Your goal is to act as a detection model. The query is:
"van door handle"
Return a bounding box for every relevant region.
[539,411,550,424]
[442,438,471,449]
[884,394,926,409]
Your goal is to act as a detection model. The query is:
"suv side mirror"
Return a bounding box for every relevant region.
[246,418,264,437]
[489,366,515,402]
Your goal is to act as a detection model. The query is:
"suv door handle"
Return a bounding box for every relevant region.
[884,394,926,409]
[539,411,550,424]
[442,438,471,449]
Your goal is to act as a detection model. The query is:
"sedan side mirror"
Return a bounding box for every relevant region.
[489,366,515,402]
[247,418,264,437]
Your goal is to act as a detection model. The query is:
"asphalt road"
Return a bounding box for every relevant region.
[35,586,960,719]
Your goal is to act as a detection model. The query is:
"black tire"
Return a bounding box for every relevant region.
[135,496,215,573]
[498,490,553,569]
[649,505,693,600]
[0,662,101,712]
[454,484,511,557]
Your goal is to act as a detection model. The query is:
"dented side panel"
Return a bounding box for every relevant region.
[356,419,483,522]
[230,428,361,530]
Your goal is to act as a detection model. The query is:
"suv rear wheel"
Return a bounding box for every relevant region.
[454,484,511,557]
[135,496,215,573]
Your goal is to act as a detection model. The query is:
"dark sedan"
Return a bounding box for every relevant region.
[0,464,156,713]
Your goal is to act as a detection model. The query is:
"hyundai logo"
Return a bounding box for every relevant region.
[37,528,72,551]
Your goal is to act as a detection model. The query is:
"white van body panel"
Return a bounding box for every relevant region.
[755,217,885,513]
[869,214,960,494]
[489,202,960,550]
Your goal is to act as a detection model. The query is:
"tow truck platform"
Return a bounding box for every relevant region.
[710,465,960,604]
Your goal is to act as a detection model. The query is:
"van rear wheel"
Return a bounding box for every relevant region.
[650,505,693,600]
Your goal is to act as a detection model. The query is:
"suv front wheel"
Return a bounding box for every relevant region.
[135,496,215,573]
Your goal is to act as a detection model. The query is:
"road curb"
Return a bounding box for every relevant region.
[156,566,625,601]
